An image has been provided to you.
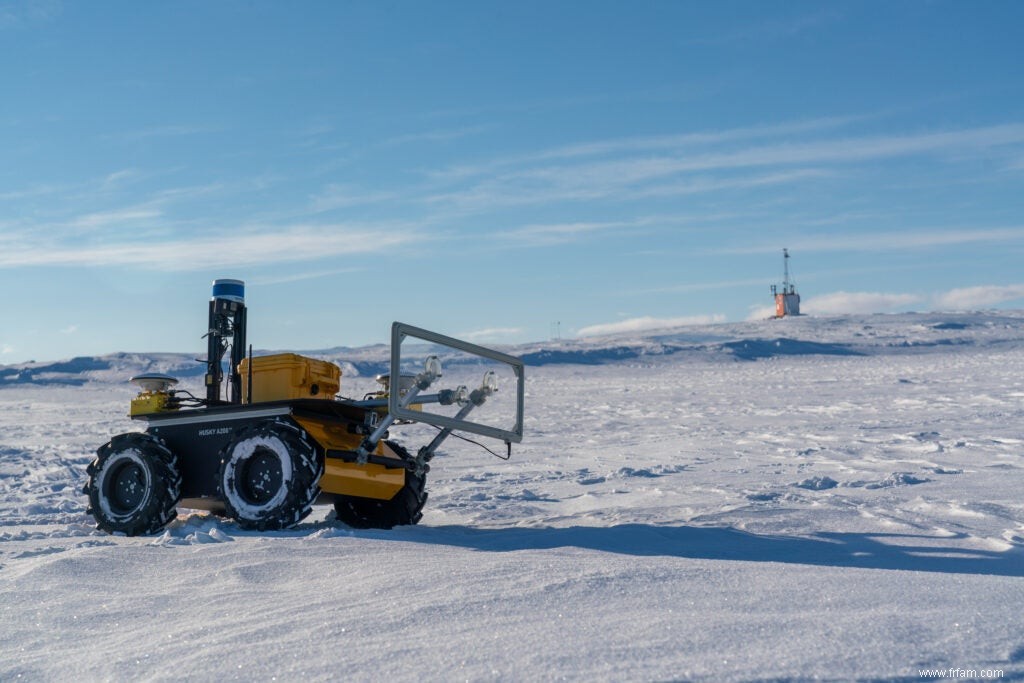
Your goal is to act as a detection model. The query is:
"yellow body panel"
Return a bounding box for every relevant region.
[239,353,341,402]
[294,416,405,501]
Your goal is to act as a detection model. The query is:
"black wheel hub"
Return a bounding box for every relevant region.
[107,460,146,513]
[239,448,283,505]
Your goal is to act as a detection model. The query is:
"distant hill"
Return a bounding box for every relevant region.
[3,311,1024,387]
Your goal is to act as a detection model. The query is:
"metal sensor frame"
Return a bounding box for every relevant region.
[388,322,525,443]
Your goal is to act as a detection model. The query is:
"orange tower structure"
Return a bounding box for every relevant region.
[770,248,801,318]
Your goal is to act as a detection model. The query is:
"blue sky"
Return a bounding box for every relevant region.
[2,1,1023,363]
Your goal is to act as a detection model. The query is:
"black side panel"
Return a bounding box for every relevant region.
[148,417,262,498]
[137,399,373,501]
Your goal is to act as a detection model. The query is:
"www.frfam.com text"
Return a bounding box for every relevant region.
[919,667,1004,680]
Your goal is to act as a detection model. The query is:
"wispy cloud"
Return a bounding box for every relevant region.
[802,291,922,315]
[509,124,1024,186]
[428,116,862,182]
[458,327,524,342]
[309,184,397,213]
[424,123,1024,217]
[630,169,832,200]
[1,344,14,355]
[385,124,494,147]
[10,112,1024,286]
[634,277,773,296]
[750,284,1024,318]
[934,284,1024,310]
[0,0,61,29]
[422,90,649,125]
[69,206,163,229]
[59,324,78,335]
[247,267,364,286]
[109,124,221,142]
[746,304,777,321]
[577,314,725,338]
[151,182,229,203]
[0,223,424,271]
[716,226,1024,255]
[497,219,650,246]
[101,169,140,188]
[688,10,842,46]
[427,167,829,215]
[0,183,61,201]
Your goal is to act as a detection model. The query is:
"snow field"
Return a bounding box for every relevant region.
[2,313,1024,680]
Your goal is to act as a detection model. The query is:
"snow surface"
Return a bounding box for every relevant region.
[2,312,1024,681]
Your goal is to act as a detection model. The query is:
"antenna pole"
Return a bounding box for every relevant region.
[782,248,790,292]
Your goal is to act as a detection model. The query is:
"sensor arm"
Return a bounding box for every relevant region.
[353,356,442,464]
[349,391,462,409]
[411,372,498,473]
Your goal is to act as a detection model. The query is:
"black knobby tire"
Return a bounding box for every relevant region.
[84,432,181,536]
[333,441,427,530]
[218,419,323,531]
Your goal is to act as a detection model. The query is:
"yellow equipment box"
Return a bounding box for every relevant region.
[238,353,341,402]
[130,391,177,416]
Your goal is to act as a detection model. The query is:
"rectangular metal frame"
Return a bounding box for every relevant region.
[389,322,525,443]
